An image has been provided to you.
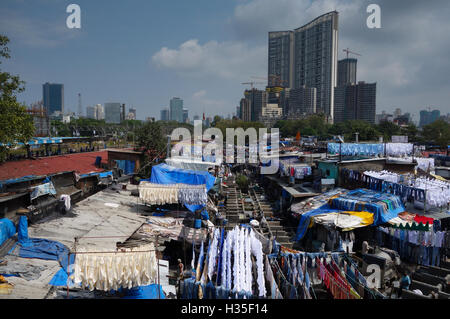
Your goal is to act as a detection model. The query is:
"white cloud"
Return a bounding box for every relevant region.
[152,39,266,80]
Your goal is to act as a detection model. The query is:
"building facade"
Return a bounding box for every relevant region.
[43,83,64,116]
[86,106,96,119]
[337,58,357,86]
[170,97,184,122]
[288,86,317,117]
[243,89,267,122]
[160,108,170,121]
[183,108,189,123]
[334,81,376,124]
[419,110,441,127]
[104,102,122,124]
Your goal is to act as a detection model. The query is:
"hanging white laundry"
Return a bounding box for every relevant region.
[72,243,158,292]
[60,194,71,211]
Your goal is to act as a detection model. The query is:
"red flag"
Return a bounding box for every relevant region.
[296,131,301,141]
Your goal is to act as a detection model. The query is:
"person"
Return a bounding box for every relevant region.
[177,259,184,280]
[398,271,411,297]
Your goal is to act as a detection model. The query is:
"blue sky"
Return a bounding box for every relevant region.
[1,0,449,122]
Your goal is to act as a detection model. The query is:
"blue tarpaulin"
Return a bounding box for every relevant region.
[116,160,135,175]
[147,163,215,218]
[15,216,75,286]
[121,284,166,299]
[149,163,215,191]
[294,206,341,241]
[0,218,16,247]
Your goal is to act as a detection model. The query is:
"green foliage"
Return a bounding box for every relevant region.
[236,174,249,191]
[422,119,450,149]
[0,35,34,162]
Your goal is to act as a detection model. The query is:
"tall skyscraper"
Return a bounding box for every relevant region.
[170,97,184,122]
[240,98,251,122]
[288,86,317,117]
[419,109,441,127]
[268,31,294,87]
[104,103,122,124]
[334,82,376,124]
[337,58,357,86]
[268,11,339,122]
[183,108,189,123]
[244,89,267,122]
[160,108,170,121]
[43,83,64,115]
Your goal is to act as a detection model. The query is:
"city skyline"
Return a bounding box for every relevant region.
[1,0,449,122]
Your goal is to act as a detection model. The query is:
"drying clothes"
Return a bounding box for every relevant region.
[413,215,434,226]
[385,143,413,157]
[328,143,384,156]
[60,194,71,211]
[178,186,208,206]
[364,170,400,183]
[73,243,158,292]
[279,160,312,179]
[139,182,179,205]
[409,177,450,208]
[139,182,207,206]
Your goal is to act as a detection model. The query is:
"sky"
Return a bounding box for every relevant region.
[1,0,449,123]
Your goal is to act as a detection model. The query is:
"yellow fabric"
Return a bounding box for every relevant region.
[343,211,374,226]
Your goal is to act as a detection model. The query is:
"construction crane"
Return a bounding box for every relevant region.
[343,48,362,59]
[241,81,265,90]
[252,75,288,87]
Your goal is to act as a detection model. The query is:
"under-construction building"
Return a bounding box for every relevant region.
[27,101,50,137]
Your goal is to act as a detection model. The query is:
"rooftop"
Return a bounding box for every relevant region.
[0,151,109,181]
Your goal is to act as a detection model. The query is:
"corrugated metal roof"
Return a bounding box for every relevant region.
[0,151,108,181]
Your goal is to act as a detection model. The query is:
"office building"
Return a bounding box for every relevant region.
[160,108,170,121]
[337,58,357,86]
[243,89,267,122]
[288,86,317,117]
[419,109,441,127]
[240,98,251,122]
[95,104,104,120]
[170,97,184,123]
[104,102,122,124]
[86,106,96,119]
[268,11,339,122]
[43,83,64,116]
[183,108,189,123]
[334,81,376,124]
[268,31,294,87]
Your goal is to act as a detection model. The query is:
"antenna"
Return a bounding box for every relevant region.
[78,93,82,117]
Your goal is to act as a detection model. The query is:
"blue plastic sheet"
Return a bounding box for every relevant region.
[15,216,75,285]
[294,205,340,241]
[122,284,166,299]
[0,218,16,247]
[116,160,135,175]
[148,163,215,217]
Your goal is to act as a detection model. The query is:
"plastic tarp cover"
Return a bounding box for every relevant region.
[122,284,166,299]
[116,160,135,175]
[0,218,16,247]
[148,163,215,217]
[294,205,340,241]
[15,216,75,285]
[150,164,215,191]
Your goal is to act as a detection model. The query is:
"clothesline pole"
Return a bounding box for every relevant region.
[157,235,161,300]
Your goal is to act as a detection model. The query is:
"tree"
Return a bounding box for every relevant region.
[422,119,450,149]
[0,35,34,162]
[135,121,166,177]
[378,120,401,141]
